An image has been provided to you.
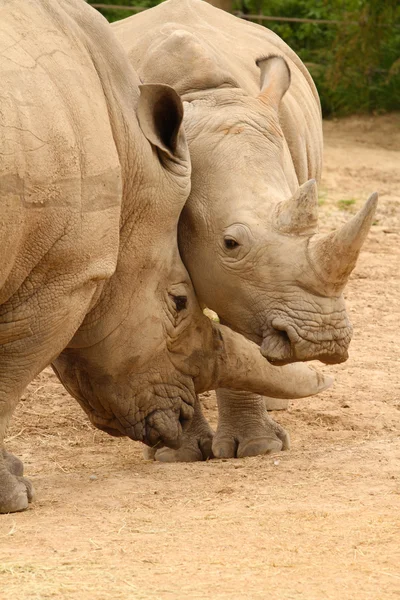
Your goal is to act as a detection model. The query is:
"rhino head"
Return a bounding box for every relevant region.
[52,82,329,450]
[177,56,378,366]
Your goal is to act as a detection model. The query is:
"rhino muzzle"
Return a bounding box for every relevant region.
[88,399,193,448]
[260,318,352,366]
[112,393,195,449]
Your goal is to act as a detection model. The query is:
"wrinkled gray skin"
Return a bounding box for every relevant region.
[113,0,377,461]
[0,0,331,513]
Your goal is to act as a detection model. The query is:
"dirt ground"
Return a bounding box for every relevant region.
[1,114,399,600]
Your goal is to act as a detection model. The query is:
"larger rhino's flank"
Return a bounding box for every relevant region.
[0,0,331,513]
[113,0,377,460]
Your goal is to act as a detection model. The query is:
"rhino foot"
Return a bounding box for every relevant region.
[0,460,35,514]
[213,390,290,459]
[212,432,287,459]
[143,397,214,462]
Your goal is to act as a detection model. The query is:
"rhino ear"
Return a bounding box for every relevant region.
[137,83,188,163]
[256,55,291,110]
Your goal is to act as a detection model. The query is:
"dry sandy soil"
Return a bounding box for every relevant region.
[1,114,399,600]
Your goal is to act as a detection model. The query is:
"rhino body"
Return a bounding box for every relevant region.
[0,0,330,512]
[113,0,377,460]
[113,0,323,186]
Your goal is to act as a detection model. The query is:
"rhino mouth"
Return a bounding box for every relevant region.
[260,318,351,366]
[114,400,193,449]
[264,352,348,367]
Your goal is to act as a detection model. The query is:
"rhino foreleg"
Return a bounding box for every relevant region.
[0,394,36,513]
[2,449,24,476]
[213,389,290,459]
[0,277,102,513]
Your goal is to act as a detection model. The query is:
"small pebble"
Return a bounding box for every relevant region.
[89,474,98,481]
[273,460,280,466]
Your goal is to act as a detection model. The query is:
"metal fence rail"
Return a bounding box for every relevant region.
[89,4,356,24]
[90,3,146,10]
[235,12,358,25]
[88,3,399,28]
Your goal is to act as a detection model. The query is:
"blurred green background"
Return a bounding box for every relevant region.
[89,0,400,117]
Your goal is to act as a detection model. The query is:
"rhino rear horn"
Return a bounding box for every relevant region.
[274,179,319,235]
[308,192,378,286]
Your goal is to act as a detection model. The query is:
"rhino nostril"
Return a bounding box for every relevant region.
[261,322,294,364]
[273,327,291,346]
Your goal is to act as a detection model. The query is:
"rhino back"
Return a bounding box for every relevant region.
[113,0,322,184]
[0,0,123,302]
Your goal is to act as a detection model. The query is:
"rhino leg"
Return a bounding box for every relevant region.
[212,390,290,459]
[0,405,35,513]
[144,397,214,462]
[2,449,24,476]
[0,276,104,513]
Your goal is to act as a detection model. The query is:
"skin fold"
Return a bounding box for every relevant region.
[0,0,330,513]
[112,0,377,460]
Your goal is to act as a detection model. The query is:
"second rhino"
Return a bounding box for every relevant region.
[112,0,377,460]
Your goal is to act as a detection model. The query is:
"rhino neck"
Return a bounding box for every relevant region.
[69,226,179,350]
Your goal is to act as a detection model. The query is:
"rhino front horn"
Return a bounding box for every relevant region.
[274,179,319,235]
[308,192,378,286]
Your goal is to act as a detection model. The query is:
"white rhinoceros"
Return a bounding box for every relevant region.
[0,0,331,513]
[112,0,378,460]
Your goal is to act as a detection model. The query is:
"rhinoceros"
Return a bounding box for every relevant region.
[0,0,331,513]
[112,0,378,460]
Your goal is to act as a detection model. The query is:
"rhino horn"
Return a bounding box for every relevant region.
[274,179,319,235]
[308,192,378,285]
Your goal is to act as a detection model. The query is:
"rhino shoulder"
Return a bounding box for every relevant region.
[0,0,123,297]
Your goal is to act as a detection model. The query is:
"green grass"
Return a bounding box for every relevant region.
[337,198,357,211]
[318,190,327,206]
[89,0,400,116]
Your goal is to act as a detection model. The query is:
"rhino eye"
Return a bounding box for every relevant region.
[224,237,239,250]
[172,295,187,312]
